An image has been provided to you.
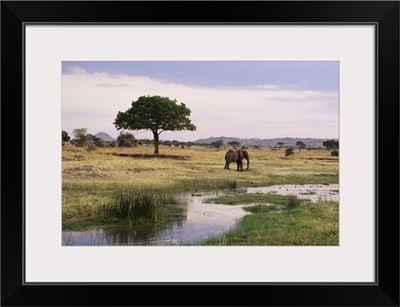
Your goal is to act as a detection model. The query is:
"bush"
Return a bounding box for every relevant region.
[331,150,339,156]
[285,148,295,156]
[85,143,97,152]
[108,140,117,147]
[62,130,70,144]
[117,132,139,147]
[96,139,106,148]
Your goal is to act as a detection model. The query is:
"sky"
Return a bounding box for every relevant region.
[62,61,339,142]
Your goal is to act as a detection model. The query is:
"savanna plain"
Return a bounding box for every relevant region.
[62,144,339,246]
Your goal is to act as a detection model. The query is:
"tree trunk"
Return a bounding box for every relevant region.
[153,131,159,154]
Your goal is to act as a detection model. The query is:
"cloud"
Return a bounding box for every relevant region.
[62,69,339,141]
[256,85,279,90]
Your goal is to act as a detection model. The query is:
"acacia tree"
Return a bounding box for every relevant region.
[323,139,339,150]
[228,141,240,147]
[211,140,224,151]
[296,141,307,150]
[114,95,196,154]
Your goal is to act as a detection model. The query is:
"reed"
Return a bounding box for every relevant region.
[286,194,302,209]
[97,188,177,223]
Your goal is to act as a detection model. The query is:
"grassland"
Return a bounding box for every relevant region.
[196,194,338,246]
[62,144,339,245]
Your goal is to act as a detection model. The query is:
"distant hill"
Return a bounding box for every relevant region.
[193,136,336,148]
[95,132,115,141]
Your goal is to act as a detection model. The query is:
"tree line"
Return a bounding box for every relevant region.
[63,94,339,155]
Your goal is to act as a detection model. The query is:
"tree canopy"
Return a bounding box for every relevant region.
[285,148,295,156]
[72,128,89,147]
[114,95,196,154]
[296,141,307,150]
[228,141,240,147]
[323,139,339,150]
[211,140,224,150]
[62,130,70,144]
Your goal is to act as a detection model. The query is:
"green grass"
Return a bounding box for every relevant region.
[190,200,339,246]
[62,145,339,244]
[62,178,239,229]
[287,194,302,209]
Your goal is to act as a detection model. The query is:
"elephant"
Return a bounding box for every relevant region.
[224,149,250,171]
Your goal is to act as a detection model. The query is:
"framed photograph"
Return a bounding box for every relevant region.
[2,1,399,306]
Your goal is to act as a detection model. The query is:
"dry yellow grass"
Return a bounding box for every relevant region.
[62,144,338,226]
[62,144,338,186]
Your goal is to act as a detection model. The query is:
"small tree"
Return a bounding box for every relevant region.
[323,139,339,150]
[62,130,70,144]
[228,141,240,147]
[211,140,224,151]
[171,140,180,147]
[87,134,101,144]
[96,139,106,148]
[331,150,339,156]
[285,148,295,156]
[139,139,153,145]
[277,142,285,148]
[108,140,117,147]
[72,128,89,147]
[114,95,196,154]
[296,141,307,150]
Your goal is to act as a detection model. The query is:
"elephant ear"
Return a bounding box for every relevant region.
[237,149,244,159]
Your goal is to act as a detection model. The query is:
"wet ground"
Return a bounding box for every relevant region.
[246,183,339,203]
[62,184,339,246]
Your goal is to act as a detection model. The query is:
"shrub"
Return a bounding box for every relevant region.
[331,150,339,156]
[117,132,139,147]
[285,148,295,156]
[96,139,106,147]
[108,140,117,147]
[62,130,70,144]
[85,143,97,152]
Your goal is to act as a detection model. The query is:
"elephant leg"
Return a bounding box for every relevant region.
[237,158,243,171]
[224,161,230,169]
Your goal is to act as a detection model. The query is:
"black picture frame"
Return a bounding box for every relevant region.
[1,1,399,306]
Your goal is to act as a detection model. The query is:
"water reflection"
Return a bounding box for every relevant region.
[246,184,339,203]
[62,192,249,246]
[62,184,339,246]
